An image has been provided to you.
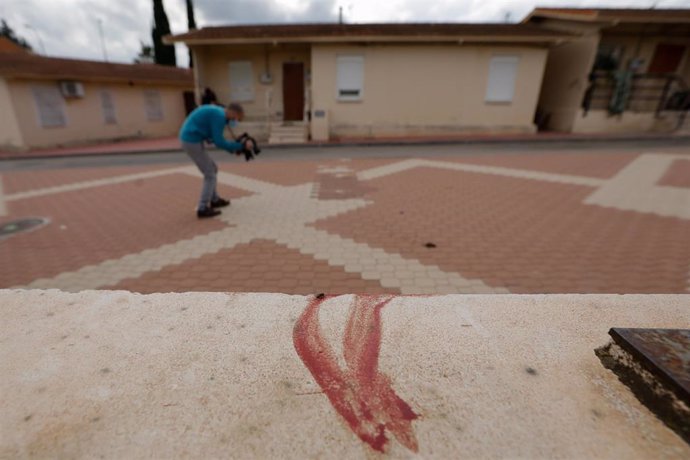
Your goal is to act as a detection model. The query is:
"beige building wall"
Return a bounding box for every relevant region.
[311,44,548,139]
[536,35,600,132]
[194,44,311,122]
[0,77,25,150]
[7,79,189,149]
[533,19,601,133]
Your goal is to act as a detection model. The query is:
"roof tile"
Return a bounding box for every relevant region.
[0,53,193,86]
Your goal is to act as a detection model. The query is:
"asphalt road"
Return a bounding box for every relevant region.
[1,138,689,172]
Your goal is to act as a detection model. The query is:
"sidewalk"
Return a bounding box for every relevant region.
[2,290,689,458]
[2,131,689,161]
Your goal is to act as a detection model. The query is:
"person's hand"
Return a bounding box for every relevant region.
[244,139,255,150]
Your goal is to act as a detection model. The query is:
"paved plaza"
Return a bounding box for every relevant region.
[1,143,689,294]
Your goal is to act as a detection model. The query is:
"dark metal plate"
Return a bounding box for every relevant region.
[609,328,690,406]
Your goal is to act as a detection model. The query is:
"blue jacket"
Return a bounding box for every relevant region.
[179,105,242,152]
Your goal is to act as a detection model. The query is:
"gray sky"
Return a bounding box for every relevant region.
[3,0,690,66]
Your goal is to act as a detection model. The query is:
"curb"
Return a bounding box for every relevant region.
[2,134,689,162]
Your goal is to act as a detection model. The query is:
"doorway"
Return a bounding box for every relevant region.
[282,62,304,121]
[648,44,686,74]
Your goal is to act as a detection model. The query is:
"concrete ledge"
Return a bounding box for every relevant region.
[1,290,689,458]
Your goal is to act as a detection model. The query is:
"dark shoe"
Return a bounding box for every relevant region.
[210,197,230,208]
[197,207,221,219]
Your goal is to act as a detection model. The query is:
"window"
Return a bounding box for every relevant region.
[485,56,519,103]
[32,85,66,128]
[144,90,163,122]
[229,61,254,102]
[337,56,364,101]
[100,90,116,124]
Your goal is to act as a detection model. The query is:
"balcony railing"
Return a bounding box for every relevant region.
[582,71,690,118]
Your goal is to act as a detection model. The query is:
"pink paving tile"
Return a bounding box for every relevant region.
[228,158,399,187]
[107,239,400,295]
[442,152,640,179]
[2,163,184,195]
[313,167,690,294]
[657,158,690,189]
[0,173,250,287]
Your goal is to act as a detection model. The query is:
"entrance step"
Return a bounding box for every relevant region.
[269,123,309,145]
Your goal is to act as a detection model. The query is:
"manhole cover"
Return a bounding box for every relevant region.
[0,218,49,239]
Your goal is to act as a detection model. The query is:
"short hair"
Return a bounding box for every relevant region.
[227,103,244,114]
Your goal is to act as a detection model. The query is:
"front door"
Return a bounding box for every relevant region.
[283,62,304,121]
[648,44,686,74]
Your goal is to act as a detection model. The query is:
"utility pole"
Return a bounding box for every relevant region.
[97,19,109,62]
[339,6,343,24]
[24,24,46,55]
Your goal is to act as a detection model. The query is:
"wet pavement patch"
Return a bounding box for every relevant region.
[0,218,48,240]
[596,328,690,444]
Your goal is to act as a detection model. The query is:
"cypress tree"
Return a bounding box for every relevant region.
[1,19,32,50]
[186,0,197,67]
[152,0,177,66]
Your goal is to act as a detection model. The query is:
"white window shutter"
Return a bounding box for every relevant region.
[32,85,66,128]
[485,56,519,103]
[337,56,364,100]
[144,90,163,122]
[101,90,116,124]
[229,61,255,102]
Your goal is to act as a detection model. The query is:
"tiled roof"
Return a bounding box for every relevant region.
[526,7,690,23]
[0,37,29,53]
[0,52,193,86]
[167,23,573,44]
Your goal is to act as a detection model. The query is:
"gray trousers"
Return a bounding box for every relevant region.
[182,142,219,210]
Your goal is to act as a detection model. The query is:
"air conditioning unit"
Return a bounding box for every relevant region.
[59,81,85,98]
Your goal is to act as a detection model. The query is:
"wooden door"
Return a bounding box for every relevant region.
[648,44,686,74]
[282,62,304,121]
[183,91,197,115]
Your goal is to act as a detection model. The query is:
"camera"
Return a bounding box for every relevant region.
[236,132,261,161]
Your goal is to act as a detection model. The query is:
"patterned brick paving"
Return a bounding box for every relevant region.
[1,148,689,294]
[229,158,399,186]
[657,158,690,188]
[1,174,248,287]
[2,164,174,195]
[313,167,690,293]
[108,239,399,295]
[443,152,640,179]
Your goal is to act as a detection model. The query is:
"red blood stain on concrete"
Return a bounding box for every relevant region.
[293,295,419,453]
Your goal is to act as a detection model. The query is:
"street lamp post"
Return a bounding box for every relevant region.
[97,19,109,62]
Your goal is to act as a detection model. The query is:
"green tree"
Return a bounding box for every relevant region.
[134,41,155,63]
[1,19,32,50]
[152,0,176,66]
[186,0,197,67]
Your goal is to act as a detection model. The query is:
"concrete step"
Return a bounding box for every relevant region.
[269,124,308,144]
[268,136,307,144]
